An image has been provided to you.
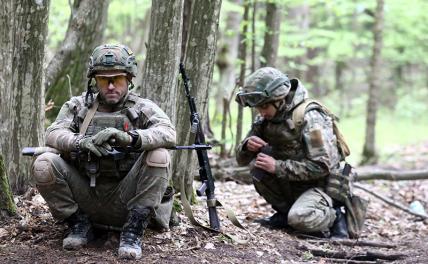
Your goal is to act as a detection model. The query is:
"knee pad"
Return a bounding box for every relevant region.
[145,148,170,168]
[32,153,58,186]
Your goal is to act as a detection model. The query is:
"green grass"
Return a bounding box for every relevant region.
[340,112,428,165]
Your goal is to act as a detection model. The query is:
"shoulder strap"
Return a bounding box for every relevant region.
[292,99,351,157]
[291,99,321,128]
[79,99,99,135]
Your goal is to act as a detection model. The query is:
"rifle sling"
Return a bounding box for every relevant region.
[79,99,99,135]
[180,177,252,244]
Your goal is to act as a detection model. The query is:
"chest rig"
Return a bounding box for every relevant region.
[74,93,141,185]
[257,109,306,161]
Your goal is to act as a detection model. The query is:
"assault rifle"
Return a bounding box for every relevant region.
[22,145,212,160]
[179,63,220,231]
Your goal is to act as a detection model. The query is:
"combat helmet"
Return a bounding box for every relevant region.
[236,67,291,107]
[87,44,137,78]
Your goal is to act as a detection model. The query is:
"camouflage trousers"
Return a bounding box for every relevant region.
[31,149,173,230]
[253,174,336,233]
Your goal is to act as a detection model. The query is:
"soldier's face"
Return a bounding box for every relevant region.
[96,70,129,104]
[255,103,277,120]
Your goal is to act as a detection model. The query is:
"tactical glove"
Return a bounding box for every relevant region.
[78,136,111,157]
[93,128,132,147]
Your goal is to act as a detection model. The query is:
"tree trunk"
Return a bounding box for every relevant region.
[362,0,384,165]
[172,0,222,198]
[286,4,309,78]
[335,60,347,117]
[0,0,49,193]
[251,1,258,121]
[180,0,193,62]
[130,7,152,89]
[260,2,281,67]
[235,1,250,149]
[44,0,109,120]
[0,155,16,219]
[139,0,184,122]
[305,47,322,97]
[214,0,241,120]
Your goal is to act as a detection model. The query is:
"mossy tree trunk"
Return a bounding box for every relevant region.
[0,155,16,219]
[44,0,109,120]
[138,0,184,122]
[172,0,222,198]
[362,0,384,165]
[0,0,49,193]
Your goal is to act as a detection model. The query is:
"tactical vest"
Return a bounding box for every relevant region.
[74,93,142,180]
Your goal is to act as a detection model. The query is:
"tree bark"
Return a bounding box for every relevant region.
[180,0,193,63]
[139,0,184,122]
[0,155,16,219]
[361,0,384,165]
[44,0,109,120]
[260,2,281,67]
[129,7,152,88]
[172,0,222,197]
[0,0,49,193]
[214,0,241,120]
[235,1,250,149]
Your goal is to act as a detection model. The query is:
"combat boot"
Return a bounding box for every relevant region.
[257,212,288,229]
[330,207,349,239]
[63,209,94,250]
[118,208,153,259]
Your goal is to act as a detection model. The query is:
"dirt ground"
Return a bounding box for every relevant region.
[1,142,427,263]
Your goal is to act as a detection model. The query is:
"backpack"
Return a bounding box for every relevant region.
[291,99,351,159]
[291,99,367,238]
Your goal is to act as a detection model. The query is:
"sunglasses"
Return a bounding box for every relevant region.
[95,75,128,87]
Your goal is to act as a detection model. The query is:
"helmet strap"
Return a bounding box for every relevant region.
[272,100,284,110]
[85,78,95,108]
[128,80,135,90]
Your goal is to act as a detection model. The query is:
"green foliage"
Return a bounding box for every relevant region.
[47,0,70,50]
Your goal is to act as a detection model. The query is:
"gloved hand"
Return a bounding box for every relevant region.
[93,127,132,147]
[78,136,111,157]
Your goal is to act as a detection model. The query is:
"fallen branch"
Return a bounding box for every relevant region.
[299,244,407,261]
[296,234,397,248]
[320,258,377,264]
[354,183,428,219]
[355,169,428,181]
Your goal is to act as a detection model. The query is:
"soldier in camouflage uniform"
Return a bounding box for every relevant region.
[235,67,349,238]
[32,44,176,259]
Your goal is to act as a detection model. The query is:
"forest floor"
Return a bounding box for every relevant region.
[1,142,428,263]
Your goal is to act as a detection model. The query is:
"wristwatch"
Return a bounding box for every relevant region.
[127,130,139,147]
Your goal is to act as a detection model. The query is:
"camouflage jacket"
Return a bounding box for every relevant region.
[45,91,176,153]
[236,79,341,182]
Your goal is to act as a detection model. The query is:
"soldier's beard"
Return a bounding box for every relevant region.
[99,91,127,107]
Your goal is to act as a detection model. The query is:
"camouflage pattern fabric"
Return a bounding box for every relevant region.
[32,91,176,229]
[236,79,340,233]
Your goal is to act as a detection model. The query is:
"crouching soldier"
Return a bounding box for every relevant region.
[235,67,367,239]
[32,44,176,259]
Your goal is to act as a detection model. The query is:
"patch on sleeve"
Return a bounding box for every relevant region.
[309,129,324,148]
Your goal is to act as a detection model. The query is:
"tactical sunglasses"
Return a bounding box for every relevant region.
[95,73,127,87]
